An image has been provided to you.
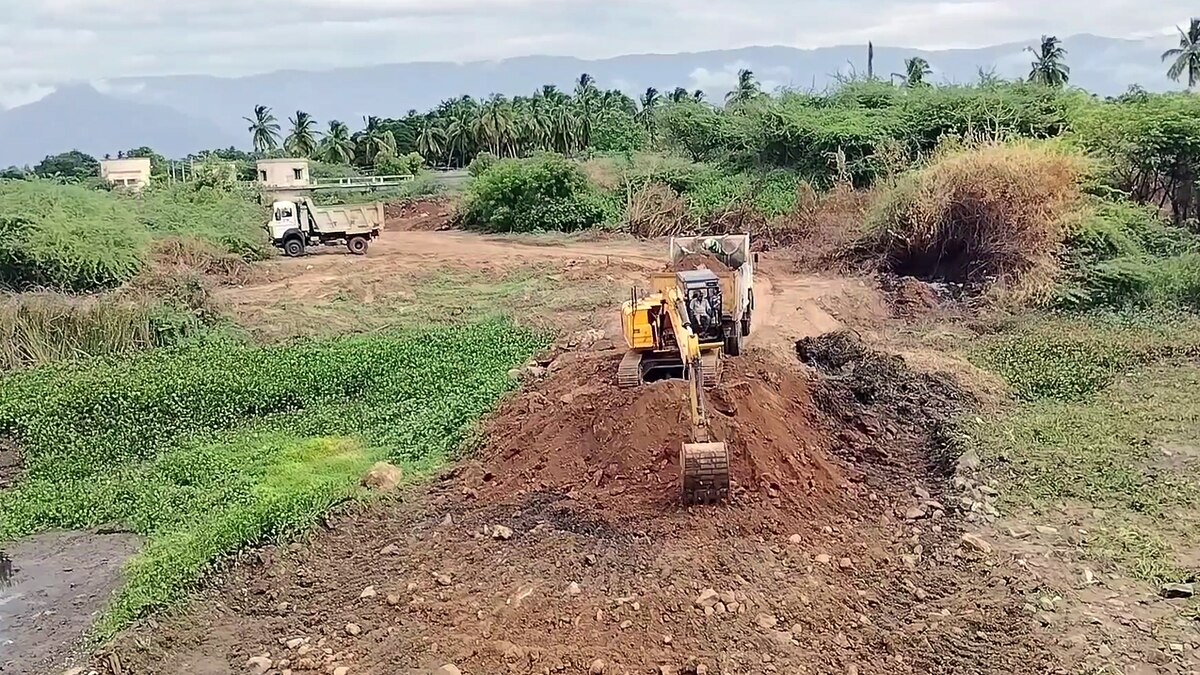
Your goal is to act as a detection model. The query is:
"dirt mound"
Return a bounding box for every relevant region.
[462,349,842,520]
[384,199,455,231]
[671,252,732,274]
[796,331,971,476]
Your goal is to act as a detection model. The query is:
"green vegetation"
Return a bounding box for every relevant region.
[967,314,1200,581]
[0,180,266,292]
[0,320,543,632]
[462,154,607,233]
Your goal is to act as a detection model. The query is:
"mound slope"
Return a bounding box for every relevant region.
[462,348,843,521]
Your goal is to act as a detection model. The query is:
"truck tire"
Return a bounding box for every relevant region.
[723,325,743,356]
[283,237,306,257]
[347,236,369,255]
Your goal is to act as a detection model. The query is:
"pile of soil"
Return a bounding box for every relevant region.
[796,331,971,477]
[461,348,842,521]
[383,199,454,231]
[671,252,733,275]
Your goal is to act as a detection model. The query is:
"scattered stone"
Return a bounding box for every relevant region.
[1007,528,1031,539]
[1170,643,1185,653]
[345,622,362,636]
[815,554,832,565]
[619,620,633,629]
[838,557,853,569]
[361,461,403,492]
[589,659,607,674]
[297,644,314,657]
[791,624,803,636]
[246,656,272,675]
[567,582,582,596]
[1035,526,1058,535]
[435,573,452,587]
[694,589,720,609]
[379,543,400,556]
[663,635,673,645]
[768,630,793,645]
[1098,644,1113,658]
[1038,597,1056,612]
[718,591,736,605]
[492,525,514,540]
[359,586,377,599]
[905,505,928,520]
[914,486,931,500]
[333,668,350,675]
[434,665,462,675]
[726,601,740,613]
[788,534,802,545]
[696,665,708,675]
[956,449,981,472]
[285,637,307,649]
[755,613,778,630]
[960,533,992,554]
[439,514,454,527]
[901,554,918,570]
[1161,583,1195,599]
[386,593,401,606]
[658,667,675,675]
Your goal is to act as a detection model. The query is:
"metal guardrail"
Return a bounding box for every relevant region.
[312,175,415,188]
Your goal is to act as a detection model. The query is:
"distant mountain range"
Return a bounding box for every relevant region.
[0,33,1186,167]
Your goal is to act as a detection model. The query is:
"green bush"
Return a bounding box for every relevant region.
[0,320,544,631]
[375,152,424,177]
[134,182,270,261]
[979,332,1140,402]
[0,181,148,291]
[462,154,605,233]
[468,151,499,177]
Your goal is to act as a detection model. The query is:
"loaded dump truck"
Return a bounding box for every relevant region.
[266,197,385,257]
[668,234,755,356]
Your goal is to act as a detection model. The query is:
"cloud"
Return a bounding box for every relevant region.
[688,62,790,98]
[1,0,1196,107]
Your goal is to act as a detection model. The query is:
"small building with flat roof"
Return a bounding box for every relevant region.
[100,157,152,189]
[256,158,311,188]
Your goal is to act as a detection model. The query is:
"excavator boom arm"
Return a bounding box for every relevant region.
[661,289,710,443]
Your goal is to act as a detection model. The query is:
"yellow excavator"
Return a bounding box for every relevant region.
[618,236,753,505]
[620,269,731,504]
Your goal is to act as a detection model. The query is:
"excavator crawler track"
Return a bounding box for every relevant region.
[617,350,643,389]
[700,350,721,388]
[681,442,730,505]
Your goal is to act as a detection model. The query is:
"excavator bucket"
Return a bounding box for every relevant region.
[680,441,730,505]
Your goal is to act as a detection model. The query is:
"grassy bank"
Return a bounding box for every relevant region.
[0,320,544,632]
[965,312,1200,583]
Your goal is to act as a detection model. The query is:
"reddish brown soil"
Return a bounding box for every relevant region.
[671,252,733,275]
[384,199,456,231]
[462,349,840,522]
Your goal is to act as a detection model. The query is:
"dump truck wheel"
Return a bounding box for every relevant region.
[724,326,743,356]
[347,236,369,255]
[283,238,306,257]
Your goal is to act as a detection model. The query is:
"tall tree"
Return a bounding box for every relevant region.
[637,87,661,130]
[359,116,397,163]
[896,57,933,88]
[243,105,281,152]
[1162,18,1200,89]
[868,41,875,79]
[284,110,319,157]
[669,87,691,103]
[1027,35,1070,87]
[320,120,356,164]
[692,89,707,102]
[725,69,763,106]
[416,122,447,164]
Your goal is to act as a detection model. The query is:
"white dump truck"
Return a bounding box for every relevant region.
[266,197,385,257]
[669,234,755,355]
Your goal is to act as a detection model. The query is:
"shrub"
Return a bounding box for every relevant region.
[0,180,148,291]
[861,142,1087,293]
[468,151,499,177]
[461,154,605,233]
[375,152,424,177]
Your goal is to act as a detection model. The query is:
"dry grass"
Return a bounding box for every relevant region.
[625,184,692,237]
[862,142,1088,296]
[0,293,162,370]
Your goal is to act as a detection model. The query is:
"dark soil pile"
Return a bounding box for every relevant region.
[461,349,841,521]
[795,331,971,477]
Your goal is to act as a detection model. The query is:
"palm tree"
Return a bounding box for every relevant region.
[725,69,763,106]
[668,87,691,103]
[692,89,707,102]
[1027,35,1070,87]
[243,105,281,152]
[636,87,661,131]
[284,110,319,157]
[416,122,447,163]
[359,116,397,163]
[895,57,933,88]
[444,107,475,167]
[574,73,599,101]
[320,120,356,164]
[1162,18,1200,89]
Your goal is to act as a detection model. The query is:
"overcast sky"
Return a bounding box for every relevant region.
[0,0,1193,107]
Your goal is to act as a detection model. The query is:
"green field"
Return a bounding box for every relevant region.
[0,320,543,632]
